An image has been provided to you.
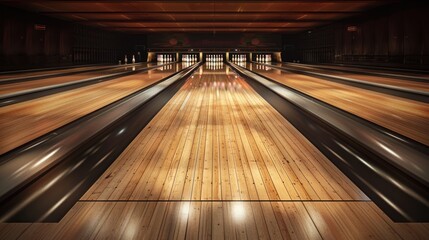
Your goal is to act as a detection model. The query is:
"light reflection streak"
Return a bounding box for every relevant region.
[0,167,68,222]
[354,174,413,221]
[38,179,86,222]
[181,202,191,220]
[232,202,246,222]
[117,128,126,135]
[376,142,401,160]
[91,151,113,171]
[334,141,428,205]
[32,148,60,168]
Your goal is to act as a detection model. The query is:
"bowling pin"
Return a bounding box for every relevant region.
[125,55,128,64]
[132,55,135,64]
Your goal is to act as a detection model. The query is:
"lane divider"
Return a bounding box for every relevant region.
[229,61,429,222]
[0,63,201,219]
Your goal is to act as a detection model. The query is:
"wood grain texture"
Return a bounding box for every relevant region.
[278,63,429,92]
[82,64,366,202]
[0,64,182,155]
[249,63,429,146]
[1,201,428,239]
[0,65,108,81]
[0,63,155,95]
[1,64,427,239]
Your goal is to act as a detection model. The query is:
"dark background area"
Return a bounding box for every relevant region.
[282,2,429,69]
[1,2,428,70]
[0,6,146,70]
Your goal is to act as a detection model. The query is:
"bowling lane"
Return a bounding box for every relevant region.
[296,63,429,79]
[2,201,429,239]
[0,63,188,155]
[82,63,367,202]
[245,62,429,146]
[0,62,158,95]
[273,62,429,92]
[0,64,114,81]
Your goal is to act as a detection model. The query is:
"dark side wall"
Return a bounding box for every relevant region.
[282,2,429,69]
[0,6,147,70]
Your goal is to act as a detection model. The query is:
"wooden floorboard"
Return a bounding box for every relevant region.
[83,64,366,201]
[277,63,429,92]
[0,63,156,95]
[248,63,429,146]
[0,65,108,82]
[0,64,182,155]
[1,201,428,239]
[2,64,427,239]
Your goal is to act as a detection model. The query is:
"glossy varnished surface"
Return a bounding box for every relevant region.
[247,63,429,146]
[82,64,366,201]
[0,63,156,95]
[0,64,111,81]
[276,63,429,92]
[1,64,428,239]
[0,63,183,155]
[1,201,429,239]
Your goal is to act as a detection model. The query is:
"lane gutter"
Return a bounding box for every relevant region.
[284,62,429,83]
[0,62,176,107]
[0,62,202,222]
[0,63,136,84]
[229,62,429,222]
[252,61,429,103]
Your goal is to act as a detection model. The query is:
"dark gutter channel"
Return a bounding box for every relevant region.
[0,62,201,222]
[0,62,176,107]
[228,62,429,222]
[253,61,429,103]
[284,62,429,83]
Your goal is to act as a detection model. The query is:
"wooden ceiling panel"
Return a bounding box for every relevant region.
[0,1,397,33]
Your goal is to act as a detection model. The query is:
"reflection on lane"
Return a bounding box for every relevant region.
[0,62,189,155]
[0,62,167,95]
[0,62,200,222]
[0,64,114,81]
[274,62,429,92]
[244,62,429,147]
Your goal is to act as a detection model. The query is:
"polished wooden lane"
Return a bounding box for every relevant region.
[283,63,429,80]
[0,63,155,95]
[1,64,428,239]
[0,64,113,81]
[82,64,366,202]
[248,63,429,146]
[276,63,429,92]
[2,201,428,239]
[0,63,184,155]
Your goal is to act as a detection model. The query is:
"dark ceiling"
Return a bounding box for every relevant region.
[1,0,398,33]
